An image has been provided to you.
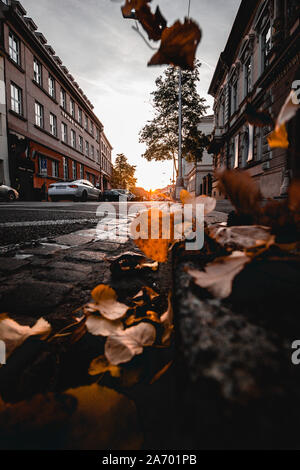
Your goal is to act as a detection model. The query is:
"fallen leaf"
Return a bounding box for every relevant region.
[216,169,262,217]
[105,322,156,365]
[86,315,124,337]
[90,285,129,320]
[267,123,289,149]
[208,225,275,251]
[136,4,167,41]
[0,315,51,360]
[180,189,216,215]
[88,355,121,377]
[148,18,202,70]
[65,384,142,450]
[125,310,161,327]
[188,251,251,299]
[245,102,274,127]
[48,317,86,345]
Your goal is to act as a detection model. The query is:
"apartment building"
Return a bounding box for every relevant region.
[208,0,299,199]
[0,0,112,199]
[184,115,214,196]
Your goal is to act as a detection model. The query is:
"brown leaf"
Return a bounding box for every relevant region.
[136,5,167,41]
[150,361,173,384]
[0,315,51,360]
[88,355,121,377]
[90,285,129,320]
[121,0,150,18]
[267,123,289,149]
[188,252,251,299]
[86,315,124,337]
[216,169,262,217]
[245,102,274,128]
[208,225,275,251]
[105,322,156,365]
[148,18,202,70]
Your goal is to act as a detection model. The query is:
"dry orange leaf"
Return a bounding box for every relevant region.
[188,251,251,299]
[121,0,150,18]
[216,169,262,217]
[136,4,167,41]
[148,18,202,70]
[90,285,129,320]
[267,123,289,149]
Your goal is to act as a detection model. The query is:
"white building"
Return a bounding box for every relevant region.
[184,115,214,196]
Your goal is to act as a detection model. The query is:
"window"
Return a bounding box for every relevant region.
[70,99,75,117]
[52,160,59,178]
[78,108,82,125]
[80,164,84,179]
[85,115,88,131]
[50,113,57,137]
[48,75,55,98]
[60,88,66,109]
[79,135,83,153]
[35,101,44,128]
[61,122,68,143]
[71,129,76,148]
[72,161,77,180]
[262,24,271,72]
[96,128,100,142]
[232,80,238,114]
[63,157,68,180]
[9,32,20,65]
[97,149,100,163]
[91,145,94,159]
[90,122,94,136]
[11,83,22,115]
[245,58,252,95]
[33,58,42,85]
[85,141,89,157]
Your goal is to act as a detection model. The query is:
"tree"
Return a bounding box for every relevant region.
[111,153,137,191]
[139,61,209,173]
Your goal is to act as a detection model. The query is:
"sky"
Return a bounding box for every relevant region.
[20,0,241,190]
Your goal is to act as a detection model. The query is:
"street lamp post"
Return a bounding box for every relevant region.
[175,68,184,199]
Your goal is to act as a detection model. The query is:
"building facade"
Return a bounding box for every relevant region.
[208,0,299,200]
[184,115,214,196]
[0,0,112,199]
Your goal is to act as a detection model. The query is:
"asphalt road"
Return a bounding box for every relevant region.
[0,199,233,248]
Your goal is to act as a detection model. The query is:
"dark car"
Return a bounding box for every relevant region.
[102,189,136,201]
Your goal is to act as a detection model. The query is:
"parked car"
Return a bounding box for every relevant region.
[0,182,19,201]
[102,189,136,202]
[48,179,101,202]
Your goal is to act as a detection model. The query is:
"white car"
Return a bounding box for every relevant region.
[0,182,19,201]
[48,179,101,202]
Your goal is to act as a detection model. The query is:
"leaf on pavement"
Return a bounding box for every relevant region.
[88,355,121,377]
[148,18,202,70]
[160,292,174,346]
[105,322,156,365]
[64,384,142,450]
[136,4,167,41]
[216,169,262,217]
[90,285,129,320]
[0,314,51,360]
[86,315,124,337]
[150,360,173,384]
[188,251,251,299]
[208,225,275,251]
[267,123,289,149]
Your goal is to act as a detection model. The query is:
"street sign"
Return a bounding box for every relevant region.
[40,157,47,176]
